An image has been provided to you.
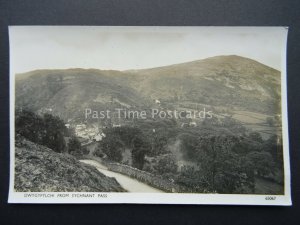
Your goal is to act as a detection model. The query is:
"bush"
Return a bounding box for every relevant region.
[196,135,255,193]
[95,126,151,168]
[153,155,178,176]
[68,136,89,156]
[15,109,67,153]
[98,134,124,162]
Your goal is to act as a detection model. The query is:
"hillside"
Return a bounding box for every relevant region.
[15,69,150,120]
[14,136,125,192]
[127,55,281,114]
[15,55,281,120]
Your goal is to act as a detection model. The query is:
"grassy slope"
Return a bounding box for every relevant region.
[14,136,125,192]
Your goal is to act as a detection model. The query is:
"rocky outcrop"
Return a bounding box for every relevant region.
[14,136,125,192]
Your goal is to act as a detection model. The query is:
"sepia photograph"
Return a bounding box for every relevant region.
[8,26,291,205]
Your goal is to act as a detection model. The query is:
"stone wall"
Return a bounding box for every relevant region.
[106,162,180,193]
[82,155,180,192]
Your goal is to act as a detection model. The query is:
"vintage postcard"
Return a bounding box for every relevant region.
[8,26,291,205]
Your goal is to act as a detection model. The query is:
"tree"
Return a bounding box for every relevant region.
[151,134,168,156]
[176,166,208,193]
[99,134,124,162]
[15,110,45,144]
[178,133,198,161]
[96,126,152,168]
[232,137,263,155]
[131,136,150,169]
[42,113,67,153]
[247,151,275,177]
[153,155,178,176]
[197,135,255,193]
[68,136,82,155]
[15,110,67,153]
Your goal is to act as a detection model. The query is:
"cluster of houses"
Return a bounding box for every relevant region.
[65,123,106,143]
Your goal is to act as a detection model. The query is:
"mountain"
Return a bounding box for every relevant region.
[15,69,151,120]
[15,55,281,121]
[14,136,125,192]
[127,55,281,113]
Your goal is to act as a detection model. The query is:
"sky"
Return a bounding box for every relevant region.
[9,26,288,75]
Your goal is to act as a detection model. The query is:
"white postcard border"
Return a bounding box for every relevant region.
[8,26,292,205]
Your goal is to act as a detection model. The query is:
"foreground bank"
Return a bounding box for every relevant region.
[14,136,125,192]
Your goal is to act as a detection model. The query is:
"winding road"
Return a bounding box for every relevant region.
[80,159,163,193]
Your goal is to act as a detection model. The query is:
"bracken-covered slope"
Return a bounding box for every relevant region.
[14,136,125,192]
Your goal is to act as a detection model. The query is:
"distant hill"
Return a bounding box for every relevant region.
[127,55,281,113]
[14,136,125,192]
[15,55,281,121]
[15,69,151,120]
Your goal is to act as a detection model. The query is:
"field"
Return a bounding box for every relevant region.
[232,110,281,139]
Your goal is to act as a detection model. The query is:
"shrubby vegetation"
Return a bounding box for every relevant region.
[68,136,89,157]
[15,104,281,194]
[152,155,178,178]
[97,127,152,169]
[15,109,85,155]
[94,117,283,194]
